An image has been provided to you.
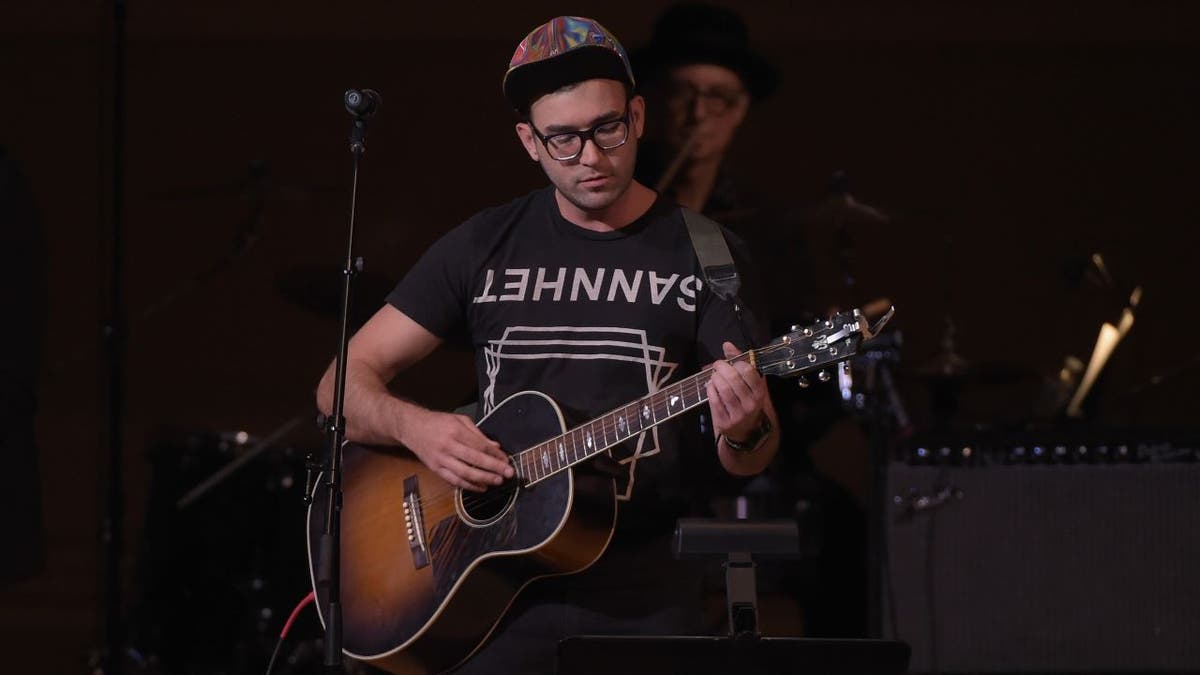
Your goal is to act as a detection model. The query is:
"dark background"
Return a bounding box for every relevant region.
[1,1,1197,672]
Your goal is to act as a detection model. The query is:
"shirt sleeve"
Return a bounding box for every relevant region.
[385,217,480,341]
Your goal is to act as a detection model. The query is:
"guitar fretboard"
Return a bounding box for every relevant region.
[511,353,751,485]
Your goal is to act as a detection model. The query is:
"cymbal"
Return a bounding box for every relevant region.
[151,160,341,202]
[276,264,395,326]
[796,170,890,227]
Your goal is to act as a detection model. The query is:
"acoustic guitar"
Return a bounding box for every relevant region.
[307,307,892,674]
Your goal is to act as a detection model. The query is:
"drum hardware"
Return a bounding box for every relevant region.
[132,422,320,674]
[176,416,305,510]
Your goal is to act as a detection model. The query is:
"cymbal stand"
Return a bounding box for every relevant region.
[849,333,910,639]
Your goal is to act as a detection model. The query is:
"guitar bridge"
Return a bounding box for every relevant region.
[403,475,430,569]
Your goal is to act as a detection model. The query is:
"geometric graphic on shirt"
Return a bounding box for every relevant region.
[483,325,678,501]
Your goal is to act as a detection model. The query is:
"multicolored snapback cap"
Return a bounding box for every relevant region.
[502,16,635,112]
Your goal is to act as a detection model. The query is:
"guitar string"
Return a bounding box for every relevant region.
[408,360,726,514]
[405,347,754,514]
[403,337,833,515]
[402,334,844,515]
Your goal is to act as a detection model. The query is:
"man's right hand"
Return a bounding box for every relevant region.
[401,408,514,492]
[315,306,515,492]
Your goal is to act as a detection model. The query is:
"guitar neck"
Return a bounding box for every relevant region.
[512,352,754,486]
[508,307,889,486]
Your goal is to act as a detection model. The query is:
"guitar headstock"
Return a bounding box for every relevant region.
[754,306,894,380]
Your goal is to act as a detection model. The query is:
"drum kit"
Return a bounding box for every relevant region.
[126,166,389,674]
[132,420,388,674]
[133,426,314,673]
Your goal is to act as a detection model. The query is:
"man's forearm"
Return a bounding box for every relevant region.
[316,360,421,447]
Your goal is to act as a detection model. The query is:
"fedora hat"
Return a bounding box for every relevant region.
[632,3,779,101]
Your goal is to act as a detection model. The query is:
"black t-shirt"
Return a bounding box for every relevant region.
[387,185,767,545]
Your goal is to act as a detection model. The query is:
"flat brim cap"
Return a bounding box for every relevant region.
[503,16,635,112]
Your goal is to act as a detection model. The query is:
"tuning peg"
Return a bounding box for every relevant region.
[817,370,831,382]
[790,324,803,332]
[797,376,810,389]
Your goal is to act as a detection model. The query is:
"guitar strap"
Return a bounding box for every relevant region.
[681,207,741,304]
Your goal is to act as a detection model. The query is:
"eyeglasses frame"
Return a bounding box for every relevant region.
[527,109,633,162]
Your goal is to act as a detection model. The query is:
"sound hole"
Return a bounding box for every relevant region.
[458,481,519,526]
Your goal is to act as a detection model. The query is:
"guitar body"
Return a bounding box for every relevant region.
[307,391,617,675]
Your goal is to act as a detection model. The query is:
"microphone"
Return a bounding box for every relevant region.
[344,88,381,118]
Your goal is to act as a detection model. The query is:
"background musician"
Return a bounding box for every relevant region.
[634,3,869,637]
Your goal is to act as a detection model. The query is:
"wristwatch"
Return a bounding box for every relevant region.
[722,414,773,452]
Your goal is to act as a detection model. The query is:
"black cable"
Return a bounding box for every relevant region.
[264,633,284,675]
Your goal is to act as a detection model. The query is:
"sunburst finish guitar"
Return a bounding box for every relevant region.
[307,307,893,674]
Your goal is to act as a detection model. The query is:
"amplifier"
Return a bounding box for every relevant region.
[884,458,1200,673]
[895,430,1199,466]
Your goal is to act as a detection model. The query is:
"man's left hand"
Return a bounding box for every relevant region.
[706,341,769,442]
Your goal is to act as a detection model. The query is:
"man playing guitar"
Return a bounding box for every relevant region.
[315,15,780,674]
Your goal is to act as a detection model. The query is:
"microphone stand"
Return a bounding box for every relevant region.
[315,89,377,672]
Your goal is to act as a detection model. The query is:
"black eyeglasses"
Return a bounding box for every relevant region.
[529,111,631,162]
[666,83,746,116]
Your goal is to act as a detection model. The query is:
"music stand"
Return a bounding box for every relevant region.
[556,519,910,675]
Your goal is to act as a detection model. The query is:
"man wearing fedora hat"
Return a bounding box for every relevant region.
[634,4,872,640]
[633,3,779,216]
[317,14,780,673]
[632,3,822,335]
